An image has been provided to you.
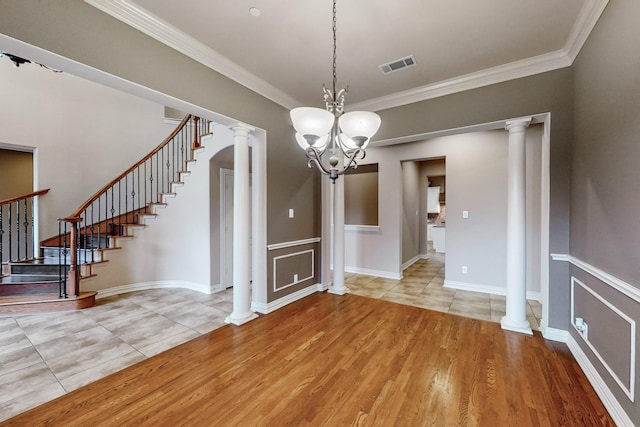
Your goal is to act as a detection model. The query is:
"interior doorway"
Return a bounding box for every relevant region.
[219,167,252,290]
[0,147,34,200]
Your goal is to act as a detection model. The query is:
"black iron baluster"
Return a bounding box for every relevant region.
[155,151,159,203]
[97,196,102,250]
[118,180,122,235]
[144,161,147,210]
[138,166,142,221]
[125,174,128,226]
[8,201,13,261]
[165,146,170,196]
[0,205,4,263]
[90,205,95,263]
[30,197,35,260]
[110,187,115,238]
[22,199,28,259]
[151,154,156,203]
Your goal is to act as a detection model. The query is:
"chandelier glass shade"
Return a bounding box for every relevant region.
[290,0,381,183]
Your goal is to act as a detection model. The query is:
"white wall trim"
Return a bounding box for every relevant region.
[564,0,610,61]
[95,280,214,299]
[84,0,607,113]
[251,283,319,314]
[551,253,640,303]
[345,225,380,232]
[444,280,541,302]
[84,0,300,110]
[267,237,321,251]
[539,322,569,343]
[351,51,572,112]
[345,266,402,281]
[571,277,636,401]
[402,254,425,271]
[273,249,315,292]
[567,335,635,427]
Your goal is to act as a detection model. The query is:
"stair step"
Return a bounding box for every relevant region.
[10,261,69,276]
[0,291,97,315]
[0,274,59,284]
[0,278,61,296]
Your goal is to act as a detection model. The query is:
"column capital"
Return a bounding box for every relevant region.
[231,122,255,136]
[505,117,532,133]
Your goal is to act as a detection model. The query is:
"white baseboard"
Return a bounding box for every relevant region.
[317,281,331,292]
[539,321,569,342]
[251,283,319,314]
[95,280,214,299]
[345,266,402,280]
[567,335,634,427]
[444,280,541,301]
[402,256,418,271]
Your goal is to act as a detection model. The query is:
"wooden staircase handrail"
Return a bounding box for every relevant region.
[0,189,50,207]
[68,114,193,219]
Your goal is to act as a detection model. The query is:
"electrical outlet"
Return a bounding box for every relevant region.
[575,317,589,340]
[463,210,469,219]
[294,273,299,282]
[289,208,294,218]
[462,266,468,274]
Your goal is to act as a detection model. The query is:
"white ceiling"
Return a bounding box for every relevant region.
[86,0,608,112]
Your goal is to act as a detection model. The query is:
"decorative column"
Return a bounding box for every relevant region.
[225,124,258,326]
[501,118,532,335]
[329,174,348,295]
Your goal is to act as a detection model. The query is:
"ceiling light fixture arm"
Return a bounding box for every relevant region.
[289,0,380,183]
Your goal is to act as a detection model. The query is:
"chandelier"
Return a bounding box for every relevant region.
[289,0,381,183]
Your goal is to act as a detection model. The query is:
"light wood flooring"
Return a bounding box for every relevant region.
[3,292,614,426]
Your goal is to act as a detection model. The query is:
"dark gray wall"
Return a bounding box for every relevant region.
[0,0,320,301]
[572,0,640,422]
[374,70,573,328]
[572,1,640,283]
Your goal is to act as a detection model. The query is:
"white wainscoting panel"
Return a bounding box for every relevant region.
[571,276,636,402]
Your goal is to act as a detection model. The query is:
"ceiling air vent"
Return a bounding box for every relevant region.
[379,55,417,75]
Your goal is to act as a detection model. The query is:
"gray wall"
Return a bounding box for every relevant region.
[401,161,421,265]
[572,0,640,422]
[0,0,321,301]
[374,69,572,327]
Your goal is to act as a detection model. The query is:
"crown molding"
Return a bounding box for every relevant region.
[564,0,609,61]
[84,0,300,109]
[349,50,573,112]
[85,0,608,112]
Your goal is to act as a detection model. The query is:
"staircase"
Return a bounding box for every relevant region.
[0,115,209,315]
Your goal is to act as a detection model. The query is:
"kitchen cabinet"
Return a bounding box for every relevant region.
[432,226,445,253]
[427,187,440,213]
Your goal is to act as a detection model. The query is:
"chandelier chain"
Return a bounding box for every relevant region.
[332,0,337,99]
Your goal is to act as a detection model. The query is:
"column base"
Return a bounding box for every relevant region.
[501,316,533,335]
[328,286,350,296]
[225,311,259,326]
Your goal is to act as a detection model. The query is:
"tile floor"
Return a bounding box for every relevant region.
[1,250,542,422]
[0,288,233,422]
[345,248,542,329]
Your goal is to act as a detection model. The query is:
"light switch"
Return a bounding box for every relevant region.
[462,210,469,219]
[289,208,294,218]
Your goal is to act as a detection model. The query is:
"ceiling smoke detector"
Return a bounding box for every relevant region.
[379,55,417,75]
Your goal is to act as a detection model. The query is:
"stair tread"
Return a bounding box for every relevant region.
[0,292,97,314]
[1,275,60,284]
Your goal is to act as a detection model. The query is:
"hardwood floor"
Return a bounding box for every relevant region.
[3,292,613,426]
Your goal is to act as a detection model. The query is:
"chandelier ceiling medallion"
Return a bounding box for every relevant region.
[289,0,381,183]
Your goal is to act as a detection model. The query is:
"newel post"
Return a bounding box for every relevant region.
[60,216,82,297]
[192,116,201,149]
